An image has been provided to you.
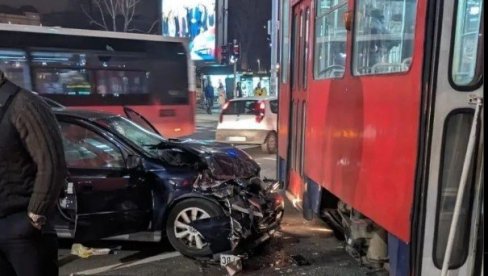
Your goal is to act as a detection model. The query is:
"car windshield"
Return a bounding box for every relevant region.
[97,116,164,157]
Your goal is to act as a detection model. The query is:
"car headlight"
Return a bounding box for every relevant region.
[168,178,192,188]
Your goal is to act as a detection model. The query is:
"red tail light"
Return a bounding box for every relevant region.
[256,101,266,123]
[220,101,230,123]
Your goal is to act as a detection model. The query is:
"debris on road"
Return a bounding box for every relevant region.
[70,243,112,258]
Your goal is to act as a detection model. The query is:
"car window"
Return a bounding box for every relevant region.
[124,107,160,135]
[269,100,278,114]
[60,122,125,169]
[222,100,258,115]
[97,116,164,157]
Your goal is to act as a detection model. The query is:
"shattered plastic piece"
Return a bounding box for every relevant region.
[70,243,111,258]
[220,254,242,276]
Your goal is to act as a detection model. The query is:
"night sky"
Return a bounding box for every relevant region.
[228,0,272,72]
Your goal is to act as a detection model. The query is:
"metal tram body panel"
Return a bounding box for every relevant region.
[280,0,427,242]
[278,0,483,274]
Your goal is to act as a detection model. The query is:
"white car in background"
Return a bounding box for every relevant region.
[216,97,278,153]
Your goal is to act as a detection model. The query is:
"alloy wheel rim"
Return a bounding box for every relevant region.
[174,207,210,250]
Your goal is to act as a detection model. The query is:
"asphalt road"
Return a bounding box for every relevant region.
[57,112,380,276]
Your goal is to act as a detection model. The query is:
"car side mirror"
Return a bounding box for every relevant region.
[126,155,143,170]
[343,10,353,31]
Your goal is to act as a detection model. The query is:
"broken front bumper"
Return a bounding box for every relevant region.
[191,179,285,255]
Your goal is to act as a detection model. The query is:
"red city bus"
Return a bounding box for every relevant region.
[0,24,196,138]
[278,0,483,275]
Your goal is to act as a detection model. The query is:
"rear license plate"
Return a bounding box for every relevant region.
[228,136,246,142]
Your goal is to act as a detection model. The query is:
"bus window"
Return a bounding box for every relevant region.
[352,0,418,75]
[314,1,347,79]
[96,70,149,96]
[34,68,93,96]
[450,0,483,88]
[31,51,87,67]
[0,49,31,89]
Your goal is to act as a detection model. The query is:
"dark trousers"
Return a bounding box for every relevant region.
[206,97,214,114]
[0,212,58,276]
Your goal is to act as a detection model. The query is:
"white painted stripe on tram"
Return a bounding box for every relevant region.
[72,251,181,275]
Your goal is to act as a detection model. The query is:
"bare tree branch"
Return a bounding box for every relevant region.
[103,0,117,31]
[81,0,144,33]
[95,0,109,30]
[121,0,138,32]
[146,17,160,34]
[81,1,108,30]
[126,0,139,32]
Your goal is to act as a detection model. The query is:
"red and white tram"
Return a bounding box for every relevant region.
[277,0,483,274]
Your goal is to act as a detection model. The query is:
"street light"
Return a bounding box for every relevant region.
[257,59,261,73]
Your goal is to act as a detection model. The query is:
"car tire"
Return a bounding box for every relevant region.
[261,131,277,154]
[166,198,224,257]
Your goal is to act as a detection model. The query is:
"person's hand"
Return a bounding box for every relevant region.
[28,212,47,230]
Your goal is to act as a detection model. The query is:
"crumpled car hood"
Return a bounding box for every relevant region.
[170,139,261,180]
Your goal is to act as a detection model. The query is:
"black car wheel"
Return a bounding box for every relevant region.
[261,131,277,154]
[166,198,224,257]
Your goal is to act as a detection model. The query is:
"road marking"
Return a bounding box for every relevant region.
[261,157,277,161]
[72,251,181,275]
[116,251,181,269]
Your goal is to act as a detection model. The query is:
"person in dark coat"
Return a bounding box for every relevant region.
[0,71,67,276]
[236,82,243,98]
[204,80,215,114]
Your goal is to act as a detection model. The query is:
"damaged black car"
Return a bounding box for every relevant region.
[52,107,284,258]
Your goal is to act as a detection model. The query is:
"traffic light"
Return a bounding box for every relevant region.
[232,42,240,59]
[220,44,229,65]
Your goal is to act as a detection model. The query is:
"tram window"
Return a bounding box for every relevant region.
[450,0,483,87]
[292,12,301,89]
[314,1,347,79]
[33,68,93,95]
[352,0,417,76]
[0,49,32,89]
[281,1,291,83]
[433,111,476,268]
[303,8,311,89]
